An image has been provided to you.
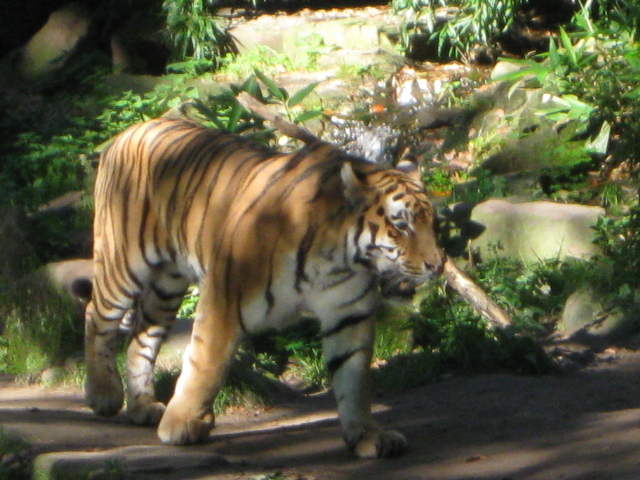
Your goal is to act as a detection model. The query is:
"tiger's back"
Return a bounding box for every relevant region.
[85,117,445,459]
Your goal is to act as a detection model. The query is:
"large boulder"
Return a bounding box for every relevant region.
[468,199,604,262]
[9,2,92,90]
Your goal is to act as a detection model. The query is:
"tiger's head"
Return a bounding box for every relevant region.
[342,155,446,301]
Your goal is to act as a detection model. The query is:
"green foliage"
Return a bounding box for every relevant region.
[407,256,580,376]
[0,91,94,210]
[591,204,640,305]
[219,46,295,80]
[183,76,273,139]
[393,0,523,61]
[162,0,236,69]
[591,0,640,42]
[253,69,323,125]
[0,279,83,376]
[494,7,640,170]
[0,428,31,480]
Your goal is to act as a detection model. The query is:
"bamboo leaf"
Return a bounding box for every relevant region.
[254,69,288,102]
[559,27,577,67]
[288,82,320,108]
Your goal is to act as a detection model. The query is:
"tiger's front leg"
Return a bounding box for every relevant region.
[323,314,407,458]
[157,286,242,445]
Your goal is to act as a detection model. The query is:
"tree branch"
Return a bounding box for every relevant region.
[443,256,514,330]
[236,92,319,144]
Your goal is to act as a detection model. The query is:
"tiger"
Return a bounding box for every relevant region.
[84,117,445,459]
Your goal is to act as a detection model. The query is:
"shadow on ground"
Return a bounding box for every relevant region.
[3,344,640,480]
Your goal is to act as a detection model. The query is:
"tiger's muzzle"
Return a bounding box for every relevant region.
[379,262,443,300]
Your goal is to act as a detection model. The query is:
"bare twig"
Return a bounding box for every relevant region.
[236,92,319,144]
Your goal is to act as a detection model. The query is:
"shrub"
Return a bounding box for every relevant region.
[0,428,31,480]
[162,0,236,70]
[0,277,82,377]
[393,0,524,61]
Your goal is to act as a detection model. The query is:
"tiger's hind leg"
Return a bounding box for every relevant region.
[85,296,130,417]
[126,267,190,426]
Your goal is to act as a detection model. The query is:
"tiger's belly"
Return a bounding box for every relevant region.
[239,280,305,333]
[239,267,378,333]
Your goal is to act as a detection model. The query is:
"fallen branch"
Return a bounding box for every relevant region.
[237,93,515,331]
[237,92,319,145]
[443,256,513,330]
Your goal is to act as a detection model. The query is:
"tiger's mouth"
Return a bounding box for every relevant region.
[379,273,425,301]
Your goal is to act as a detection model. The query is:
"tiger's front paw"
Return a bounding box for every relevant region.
[157,409,214,445]
[85,375,124,417]
[127,401,166,426]
[351,429,408,459]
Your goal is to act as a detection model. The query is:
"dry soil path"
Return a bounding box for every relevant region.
[4,344,640,480]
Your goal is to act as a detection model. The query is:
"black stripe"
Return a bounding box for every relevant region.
[123,254,144,291]
[139,196,156,267]
[265,274,275,309]
[321,269,356,291]
[146,329,168,339]
[140,307,160,327]
[338,276,377,308]
[368,221,379,244]
[322,312,371,337]
[151,282,185,302]
[326,348,363,375]
[295,226,316,291]
[353,215,365,249]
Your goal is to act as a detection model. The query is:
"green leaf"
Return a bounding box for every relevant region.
[227,101,243,132]
[240,75,262,100]
[585,121,611,155]
[254,69,288,102]
[293,108,324,124]
[559,27,577,67]
[287,82,320,108]
[548,36,559,69]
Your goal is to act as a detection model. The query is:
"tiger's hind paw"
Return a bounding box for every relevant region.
[127,401,166,426]
[85,379,124,417]
[157,412,214,445]
[352,430,408,459]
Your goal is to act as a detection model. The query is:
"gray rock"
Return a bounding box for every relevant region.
[230,15,395,60]
[14,3,91,89]
[40,366,66,385]
[560,286,640,343]
[469,199,604,262]
[32,445,228,480]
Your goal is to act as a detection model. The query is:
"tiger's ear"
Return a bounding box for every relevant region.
[396,152,422,184]
[341,162,367,209]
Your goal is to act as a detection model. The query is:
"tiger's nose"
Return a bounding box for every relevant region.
[425,261,444,277]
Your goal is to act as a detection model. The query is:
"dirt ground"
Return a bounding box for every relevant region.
[3,340,640,480]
